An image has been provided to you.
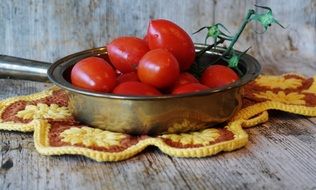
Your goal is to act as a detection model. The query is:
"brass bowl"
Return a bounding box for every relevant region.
[47,44,261,135]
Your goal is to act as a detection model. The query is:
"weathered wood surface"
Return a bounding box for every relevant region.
[0,79,316,189]
[0,0,315,75]
[1,1,316,189]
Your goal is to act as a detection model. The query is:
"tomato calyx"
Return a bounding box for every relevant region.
[190,5,283,77]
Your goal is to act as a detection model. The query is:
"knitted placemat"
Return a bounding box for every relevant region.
[1,73,315,162]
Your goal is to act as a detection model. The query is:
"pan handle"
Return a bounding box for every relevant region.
[0,55,51,82]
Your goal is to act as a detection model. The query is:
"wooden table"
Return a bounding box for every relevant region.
[0,79,315,190]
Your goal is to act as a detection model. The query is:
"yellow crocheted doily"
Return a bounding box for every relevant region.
[1,73,316,162]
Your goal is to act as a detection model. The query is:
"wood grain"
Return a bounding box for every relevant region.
[0,79,316,189]
[0,0,315,75]
[1,1,316,189]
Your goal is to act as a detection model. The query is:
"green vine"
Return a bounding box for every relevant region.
[190,5,284,77]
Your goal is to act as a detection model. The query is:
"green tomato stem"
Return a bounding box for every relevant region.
[197,37,225,58]
[223,9,255,57]
[192,9,256,77]
[203,9,256,72]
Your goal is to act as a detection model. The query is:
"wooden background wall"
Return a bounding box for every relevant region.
[1,0,315,75]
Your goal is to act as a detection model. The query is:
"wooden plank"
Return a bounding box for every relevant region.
[0,0,315,75]
[0,79,50,99]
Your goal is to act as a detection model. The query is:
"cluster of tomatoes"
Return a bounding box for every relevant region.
[70,19,239,96]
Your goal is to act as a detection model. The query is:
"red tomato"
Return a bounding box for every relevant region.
[117,72,139,84]
[113,81,161,96]
[107,36,149,73]
[71,57,117,92]
[138,49,180,89]
[143,34,148,44]
[172,72,199,89]
[172,83,209,95]
[115,69,122,76]
[201,65,239,88]
[146,19,195,70]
